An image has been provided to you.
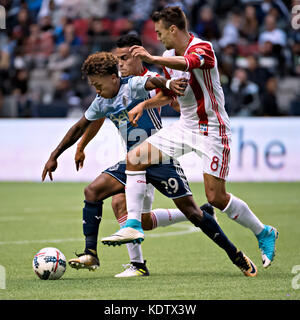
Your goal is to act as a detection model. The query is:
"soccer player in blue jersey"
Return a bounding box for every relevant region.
[70,34,210,278]
[42,51,257,277]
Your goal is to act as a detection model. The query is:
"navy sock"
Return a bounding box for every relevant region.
[82,200,103,253]
[190,210,238,261]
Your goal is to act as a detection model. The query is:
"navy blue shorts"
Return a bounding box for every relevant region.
[103,160,192,199]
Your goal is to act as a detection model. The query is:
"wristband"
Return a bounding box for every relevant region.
[166,79,172,89]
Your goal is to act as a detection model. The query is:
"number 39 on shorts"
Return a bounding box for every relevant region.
[161,178,179,194]
[210,156,219,171]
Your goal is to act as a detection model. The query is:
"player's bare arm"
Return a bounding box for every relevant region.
[75,117,105,171]
[42,116,91,181]
[130,45,187,71]
[128,79,187,126]
[145,76,188,95]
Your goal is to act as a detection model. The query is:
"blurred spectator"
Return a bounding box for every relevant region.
[218,41,238,79]
[12,7,32,39]
[1,1,299,117]
[258,40,279,75]
[55,22,82,50]
[258,14,287,47]
[24,23,54,63]
[38,0,64,26]
[87,18,112,53]
[194,5,220,42]
[51,72,81,115]
[260,77,281,116]
[218,10,241,50]
[25,0,43,20]
[289,31,300,76]
[48,42,80,85]
[239,5,259,42]
[130,0,154,32]
[12,69,33,117]
[0,46,10,114]
[246,55,273,93]
[230,68,260,116]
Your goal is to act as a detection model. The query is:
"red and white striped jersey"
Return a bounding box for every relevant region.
[162,34,231,138]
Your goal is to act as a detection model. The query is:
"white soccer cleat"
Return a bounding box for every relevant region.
[115,261,149,278]
[101,227,144,246]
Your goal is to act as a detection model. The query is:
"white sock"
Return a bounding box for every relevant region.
[222,193,264,235]
[125,170,147,222]
[151,208,187,228]
[117,214,144,263]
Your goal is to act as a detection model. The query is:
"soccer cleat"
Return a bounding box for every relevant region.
[256,225,279,268]
[101,227,144,246]
[115,260,150,278]
[101,219,144,246]
[233,251,257,277]
[200,203,218,223]
[68,250,100,271]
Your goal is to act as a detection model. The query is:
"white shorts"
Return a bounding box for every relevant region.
[146,121,231,180]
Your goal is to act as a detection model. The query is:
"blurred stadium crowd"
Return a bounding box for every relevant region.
[0,0,299,118]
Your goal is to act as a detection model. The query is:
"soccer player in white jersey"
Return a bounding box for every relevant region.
[103,6,278,269]
[71,34,214,277]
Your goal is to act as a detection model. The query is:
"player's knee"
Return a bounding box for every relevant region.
[84,184,99,202]
[206,191,227,210]
[141,213,153,231]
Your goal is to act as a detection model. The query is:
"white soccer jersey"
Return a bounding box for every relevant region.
[147,34,232,180]
[162,34,231,139]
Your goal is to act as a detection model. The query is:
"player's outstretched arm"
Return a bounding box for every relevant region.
[75,117,105,171]
[145,76,188,96]
[128,90,172,127]
[130,45,187,71]
[42,116,91,181]
[128,78,187,126]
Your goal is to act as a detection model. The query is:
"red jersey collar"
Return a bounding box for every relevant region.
[139,67,148,76]
[176,33,194,56]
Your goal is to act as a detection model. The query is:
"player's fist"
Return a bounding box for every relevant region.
[129,45,153,64]
[75,149,85,171]
[169,78,188,96]
[128,102,144,127]
[42,158,57,181]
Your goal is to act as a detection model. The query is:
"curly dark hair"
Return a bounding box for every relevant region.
[82,52,119,77]
[151,6,187,30]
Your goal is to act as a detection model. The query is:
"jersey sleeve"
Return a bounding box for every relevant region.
[184,42,215,71]
[84,96,105,121]
[128,76,150,100]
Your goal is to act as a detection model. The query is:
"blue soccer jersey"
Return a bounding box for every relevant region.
[84,76,162,152]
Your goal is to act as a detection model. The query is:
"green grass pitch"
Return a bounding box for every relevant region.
[0,181,299,300]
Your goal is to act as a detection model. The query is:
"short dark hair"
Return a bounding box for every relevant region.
[151,6,187,30]
[116,34,142,48]
[82,52,119,77]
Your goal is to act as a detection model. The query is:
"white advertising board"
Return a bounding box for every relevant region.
[0,117,299,182]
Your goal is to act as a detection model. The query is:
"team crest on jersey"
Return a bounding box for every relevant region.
[199,123,208,134]
[192,47,205,55]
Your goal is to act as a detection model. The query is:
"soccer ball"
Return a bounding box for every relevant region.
[33,247,66,280]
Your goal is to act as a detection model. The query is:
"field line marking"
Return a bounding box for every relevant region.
[0,224,199,245]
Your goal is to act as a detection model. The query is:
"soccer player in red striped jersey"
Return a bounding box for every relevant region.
[105,6,278,269]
